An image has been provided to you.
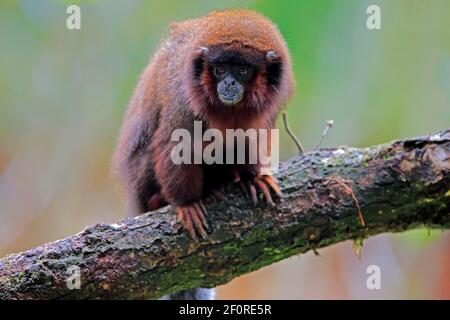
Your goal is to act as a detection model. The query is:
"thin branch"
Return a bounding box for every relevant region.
[325,176,365,226]
[0,129,449,300]
[282,111,304,154]
[314,120,334,149]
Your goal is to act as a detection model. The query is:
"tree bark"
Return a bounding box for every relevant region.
[1,129,449,300]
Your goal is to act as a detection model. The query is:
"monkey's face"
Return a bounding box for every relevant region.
[189,45,286,112]
[212,63,254,105]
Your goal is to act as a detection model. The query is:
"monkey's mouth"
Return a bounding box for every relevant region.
[217,89,244,105]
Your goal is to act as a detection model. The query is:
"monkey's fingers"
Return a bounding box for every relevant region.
[254,178,275,207]
[177,209,187,230]
[188,206,207,239]
[262,175,283,198]
[246,181,258,205]
[195,202,209,230]
[239,181,250,198]
[177,208,197,241]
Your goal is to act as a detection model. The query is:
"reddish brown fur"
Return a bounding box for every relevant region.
[113,9,295,218]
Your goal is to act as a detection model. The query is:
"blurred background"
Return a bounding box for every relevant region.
[0,0,449,299]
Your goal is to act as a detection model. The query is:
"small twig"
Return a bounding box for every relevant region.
[282,111,304,155]
[314,120,334,150]
[325,176,366,227]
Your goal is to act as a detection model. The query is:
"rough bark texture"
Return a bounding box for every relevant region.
[1,129,449,300]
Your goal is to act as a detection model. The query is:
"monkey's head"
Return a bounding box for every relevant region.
[185,10,294,114]
[211,57,250,106]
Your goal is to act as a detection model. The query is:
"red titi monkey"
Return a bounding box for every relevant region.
[113,9,294,298]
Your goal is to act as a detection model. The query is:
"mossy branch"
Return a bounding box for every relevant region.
[1,129,449,299]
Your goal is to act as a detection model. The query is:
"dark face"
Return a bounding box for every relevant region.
[190,47,283,112]
[211,63,254,105]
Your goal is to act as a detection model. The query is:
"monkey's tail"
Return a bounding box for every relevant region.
[160,288,215,300]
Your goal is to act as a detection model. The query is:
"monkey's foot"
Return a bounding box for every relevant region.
[238,175,282,206]
[177,202,209,240]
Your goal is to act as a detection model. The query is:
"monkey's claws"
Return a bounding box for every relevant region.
[177,202,209,241]
[239,175,282,207]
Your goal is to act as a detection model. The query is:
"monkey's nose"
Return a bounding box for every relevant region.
[224,76,236,86]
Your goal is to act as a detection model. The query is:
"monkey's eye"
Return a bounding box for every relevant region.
[214,66,226,77]
[239,67,248,75]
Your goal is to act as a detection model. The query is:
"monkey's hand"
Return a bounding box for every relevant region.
[235,174,282,207]
[177,202,209,240]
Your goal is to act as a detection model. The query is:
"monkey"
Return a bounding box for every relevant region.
[113,9,294,299]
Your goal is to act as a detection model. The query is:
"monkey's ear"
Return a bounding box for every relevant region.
[192,47,209,80]
[266,50,280,62]
[195,46,209,56]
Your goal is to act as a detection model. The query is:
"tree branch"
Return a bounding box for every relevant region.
[1,129,449,300]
